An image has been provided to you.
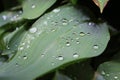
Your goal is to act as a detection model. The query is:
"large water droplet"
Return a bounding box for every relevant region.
[29,27,37,33]
[73,53,79,58]
[114,76,118,79]
[53,9,60,13]
[93,45,99,49]
[66,42,70,47]
[57,56,64,61]
[31,4,36,8]
[62,18,68,25]
[2,15,7,20]
[79,32,85,36]
[23,56,28,60]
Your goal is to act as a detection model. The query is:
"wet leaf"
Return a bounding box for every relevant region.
[0,4,110,80]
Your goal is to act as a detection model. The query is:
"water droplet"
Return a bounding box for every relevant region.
[22,43,25,45]
[101,71,105,75]
[43,21,48,25]
[2,15,7,20]
[31,4,36,8]
[79,32,85,36]
[87,33,90,35]
[106,74,110,76]
[19,47,24,50]
[23,56,28,60]
[15,63,19,66]
[73,53,79,58]
[57,56,64,61]
[66,42,70,47]
[26,45,30,48]
[51,62,55,66]
[53,9,60,13]
[88,22,95,26]
[114,76,118,79]
[41,54,45,57]
[62,18,68,25]
[93,45,99,49]
[29,27,37,33]
[76,41,80,44]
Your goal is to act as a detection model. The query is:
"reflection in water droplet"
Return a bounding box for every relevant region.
[114,76,118,79]
[66,42,70,47]
[73,53,79,58]
[93,45,99,49]
[31,4,36,8]
[57,56,64,61]
[62,18,68,25]
[2,15,7,20]
[79,32,85,36]
[29,27,37,33]
[53,9,60,13]
[23,56,28,60]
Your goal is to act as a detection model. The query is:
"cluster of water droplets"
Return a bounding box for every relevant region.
[101,70,119,80]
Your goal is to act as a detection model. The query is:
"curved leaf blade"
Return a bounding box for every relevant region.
[0,4,110,80]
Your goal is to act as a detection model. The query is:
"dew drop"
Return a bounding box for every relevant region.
[66,42,70,47]
[15,63,19,66]
[26,45,30,48]
[31,4,36,8]
[62,18,68,25]
[51,62,55,66]
[106,74,110,76]
[53,9,60,13]
[57,56,64,61]
[114,76,118,79]
[19,47,24,50]
[93,45,99,49]
[73,53,79,58]
[76,41,80,44]
[43,21,48,25]
[88,22,95,26]
[2,15,7,20]
[41,54,45,57]
[23,56,28,60]
[79,32,85,36]
[101,71,105,75]
[29,27,37,33]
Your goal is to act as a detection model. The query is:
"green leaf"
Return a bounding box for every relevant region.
[70,0,78,5]
[97,61,120,80]
[97,52,120,80]
[0,10,23,27]
[22,0,57,19]
[92,0,109,13]
[0,4,110,80]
